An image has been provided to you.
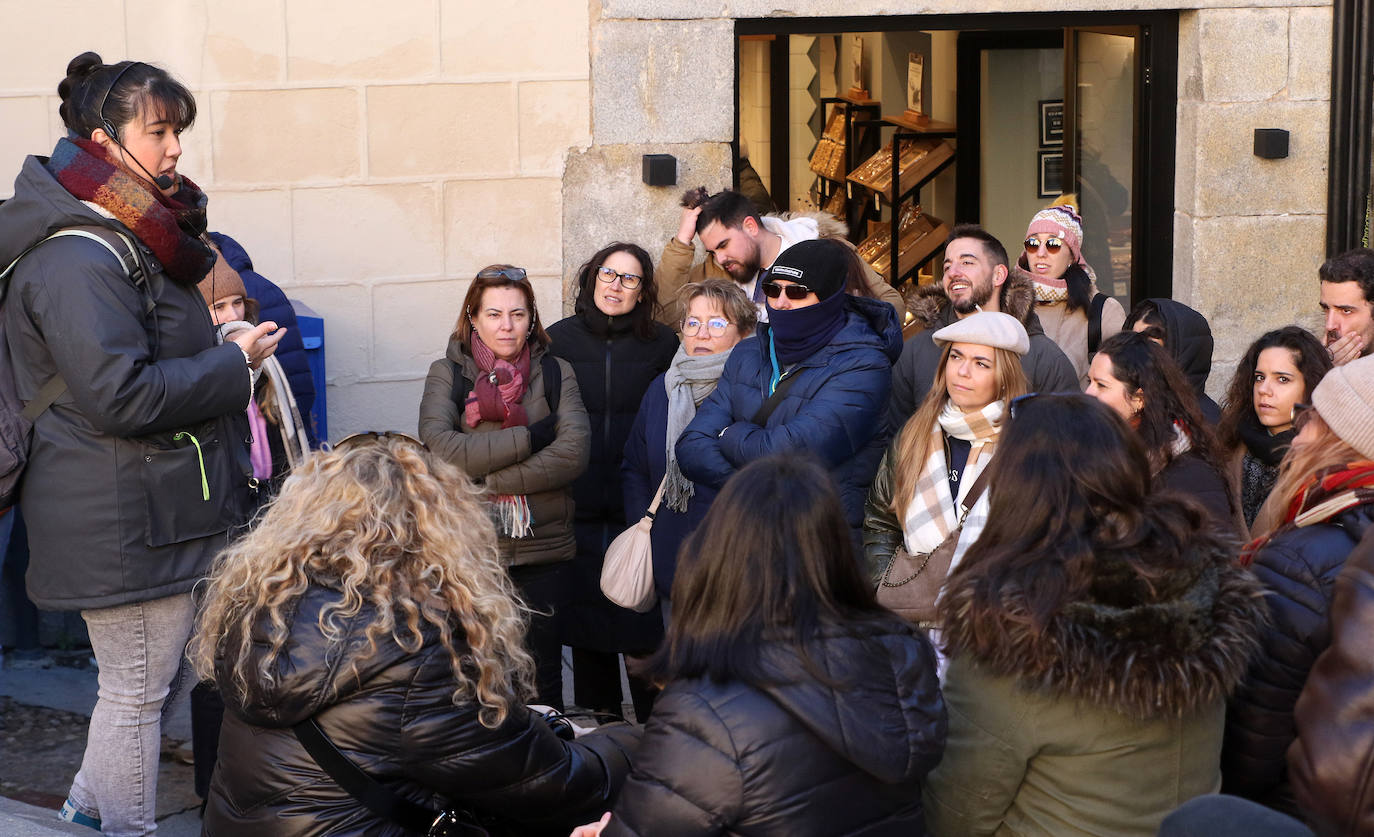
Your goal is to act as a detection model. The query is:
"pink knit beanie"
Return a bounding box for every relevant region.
[1312,354,1374,461]
[1025,204,1087,268]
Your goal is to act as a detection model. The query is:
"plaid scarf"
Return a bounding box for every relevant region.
[902,400,1006,560]
[1033,282,1070,304]
[43,137,214,286]
[465,337,534,538]
[1241,460,1374,565]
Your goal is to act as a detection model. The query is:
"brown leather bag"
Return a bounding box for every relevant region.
[876,468,992,624]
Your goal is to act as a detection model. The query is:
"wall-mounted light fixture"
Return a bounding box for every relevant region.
[1253,129,1290,160]
[642,154,677,186]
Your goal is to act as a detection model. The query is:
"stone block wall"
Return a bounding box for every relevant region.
[0,0,592,439]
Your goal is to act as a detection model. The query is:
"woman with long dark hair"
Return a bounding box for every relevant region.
[1216,326,1332,532]
[1087,330,1239,534]
[573,455,946,836]
[548,242,678,721]
[924,394,1264,837]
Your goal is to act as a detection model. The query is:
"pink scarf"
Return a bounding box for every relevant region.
[247,400,272,480]
[464,337,531,429]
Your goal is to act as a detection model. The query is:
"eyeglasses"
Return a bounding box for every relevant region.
[761,281,814,300]
[1024,236,1065,254]
[1008,392,1041,418]
[477,266,528,282]
[681,316,732,337]
[331,431,427,452]
[595,265,643,290]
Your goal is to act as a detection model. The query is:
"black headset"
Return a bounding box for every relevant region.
[91,62,175,190]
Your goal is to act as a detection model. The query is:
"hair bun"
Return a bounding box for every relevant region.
[58,51,105,107]
[680,186,710,209]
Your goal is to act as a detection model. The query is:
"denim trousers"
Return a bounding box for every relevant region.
[67,592,196,836]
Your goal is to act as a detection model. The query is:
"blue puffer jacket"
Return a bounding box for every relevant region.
[208,232,318,448]
[676,294,903,532]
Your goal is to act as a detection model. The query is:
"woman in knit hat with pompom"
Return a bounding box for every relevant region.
[1012,200,1126,387]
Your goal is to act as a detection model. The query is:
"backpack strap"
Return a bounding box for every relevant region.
[1087,292,1108,354]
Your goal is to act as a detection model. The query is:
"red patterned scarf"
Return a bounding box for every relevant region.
[43,137,214,286]
[464,337,531,429]
[1241,460,1374,565]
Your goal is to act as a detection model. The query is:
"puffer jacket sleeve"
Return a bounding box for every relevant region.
[602,687,742,836]
[482,359,590,496]
[1289,531,1374,833]
[675,364,743,491]
[863,449,903,586]
[19,240,249,437]
[418,357,530,477]
[621,383,657,524]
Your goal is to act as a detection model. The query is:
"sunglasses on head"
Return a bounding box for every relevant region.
[476,266,528,282]
[761,281,813,300]
[1024,236,1065,255]
[331,431,427,453]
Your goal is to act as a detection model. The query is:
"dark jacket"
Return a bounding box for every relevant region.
[888,269,1078,433]
[603,619,947,836]
[1140,298,1221,424]
[677,294,904,534]
[209,231,317,448]
[417,338,589,567]
[546,311,677,651]
[0,155,254,611]
[926,536,1265,836]
[1222,502,1374,813]
[1290,527,1374,835]
[1157,449,1242,541]
[621,372,719,600]
[205,584,639,837]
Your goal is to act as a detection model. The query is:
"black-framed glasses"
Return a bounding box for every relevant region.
[595,265,643,290]
[761,281,813,300]
[1024,236,1065,254]
[476,266,528,282]
[681,315,732,337]
[1008,392,1041,418]
[330,431,427,452]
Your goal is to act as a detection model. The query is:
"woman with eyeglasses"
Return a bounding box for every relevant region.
[621,279,757,615]
[863,311,1028,640]
[418,264,590,709]
[1010,202,1125,388]
[1221,354,1374,815]
[189,436,639,837]
[1216,326,1332,534]
[1086,331,1240,535]
[547,243,679,722]
[923,394,1264,837]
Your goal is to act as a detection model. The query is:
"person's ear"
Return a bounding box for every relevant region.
[992,264,1009,287]
[741,216,760,238]
[1131,388,1145,415]
[90,127,116,154]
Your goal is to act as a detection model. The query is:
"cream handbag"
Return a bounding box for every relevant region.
[599,477,666,613]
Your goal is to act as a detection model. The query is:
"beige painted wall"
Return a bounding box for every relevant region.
[0,0,592,439]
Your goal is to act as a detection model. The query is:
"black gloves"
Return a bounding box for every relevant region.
[527,414,558,453]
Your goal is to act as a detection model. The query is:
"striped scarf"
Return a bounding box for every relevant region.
[1241,460,1374,565]
[902,400,1006,562]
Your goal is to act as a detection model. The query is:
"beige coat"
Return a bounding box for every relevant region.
[418,339,590,567]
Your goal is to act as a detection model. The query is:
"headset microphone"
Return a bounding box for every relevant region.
[95,62,177,192]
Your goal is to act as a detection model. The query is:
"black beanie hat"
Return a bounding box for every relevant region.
[769,238,848,300]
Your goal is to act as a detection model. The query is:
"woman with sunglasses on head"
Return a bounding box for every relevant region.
[1086,331,1240,536]
[547,243,679,722]
[419,265,589,710]
[190,436,639,837]
[621,279,757,617]
[1217,326,1332,534]
[1011,202,1125,388]
[1221,354,1374,815]
[923,394,1264,837]
[0,53,283,833]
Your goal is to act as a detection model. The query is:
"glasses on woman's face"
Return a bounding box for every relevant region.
[1024,236,1065,254]
[331,431,427,452]
[596,265,643,290]
[761,281,813,300]
[477,266,528,282]
[681,315,732,337]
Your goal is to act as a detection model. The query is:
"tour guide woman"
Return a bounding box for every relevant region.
[0,53,282,833]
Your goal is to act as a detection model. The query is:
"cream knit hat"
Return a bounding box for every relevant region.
[1312,353,1374,460]
[932,311,1030,356]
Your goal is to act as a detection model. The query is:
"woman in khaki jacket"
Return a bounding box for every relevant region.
[418,265,590,709]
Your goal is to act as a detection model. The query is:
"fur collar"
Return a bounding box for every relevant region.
[940,543,1266,719]
[770,209,852,241]
[905,261,1036,330]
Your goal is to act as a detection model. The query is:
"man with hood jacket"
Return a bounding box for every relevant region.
[887,224,1078,432]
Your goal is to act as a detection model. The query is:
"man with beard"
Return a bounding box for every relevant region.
[655,188,903,324]
[886,224,1076,432]
[1319,247,1374,366]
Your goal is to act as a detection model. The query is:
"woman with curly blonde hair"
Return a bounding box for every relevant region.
[190,436,637,836]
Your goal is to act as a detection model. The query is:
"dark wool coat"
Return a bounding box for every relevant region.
[0,156,254,611]
[204,585,639,837]
[602,619,947,836]
[677,294,904,535]
[887,268,1079,433]
[925,538,1265,837]
[546,311,678,652]
[1222,502,1374,814]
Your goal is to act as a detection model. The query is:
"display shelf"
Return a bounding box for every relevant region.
[846,137,955,202]
[808,98,881,230]
[856,203,949,284]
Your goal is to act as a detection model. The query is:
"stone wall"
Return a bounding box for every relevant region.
[0,0,592,438]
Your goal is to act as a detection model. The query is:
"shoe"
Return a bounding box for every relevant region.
[58,799,101,831]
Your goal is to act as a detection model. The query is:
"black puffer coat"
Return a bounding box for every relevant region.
[205,584,639,836]
[1222,502,1374,813]
[602,618,947,836]
[547,310,677,652]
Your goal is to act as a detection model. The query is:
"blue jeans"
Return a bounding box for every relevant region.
[66,593,195,836]
[1158,795,1315,836]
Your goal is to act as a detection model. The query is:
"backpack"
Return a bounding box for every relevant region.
[450,354,562,416]
[0,226,145,510]
[1087,292,1109,354]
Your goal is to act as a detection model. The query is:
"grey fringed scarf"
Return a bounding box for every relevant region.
[663,344,734,512]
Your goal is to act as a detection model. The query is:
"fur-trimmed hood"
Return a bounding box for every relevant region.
[939,542,1266,720]
[767,209,853,241]
[906,261,1037,331]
